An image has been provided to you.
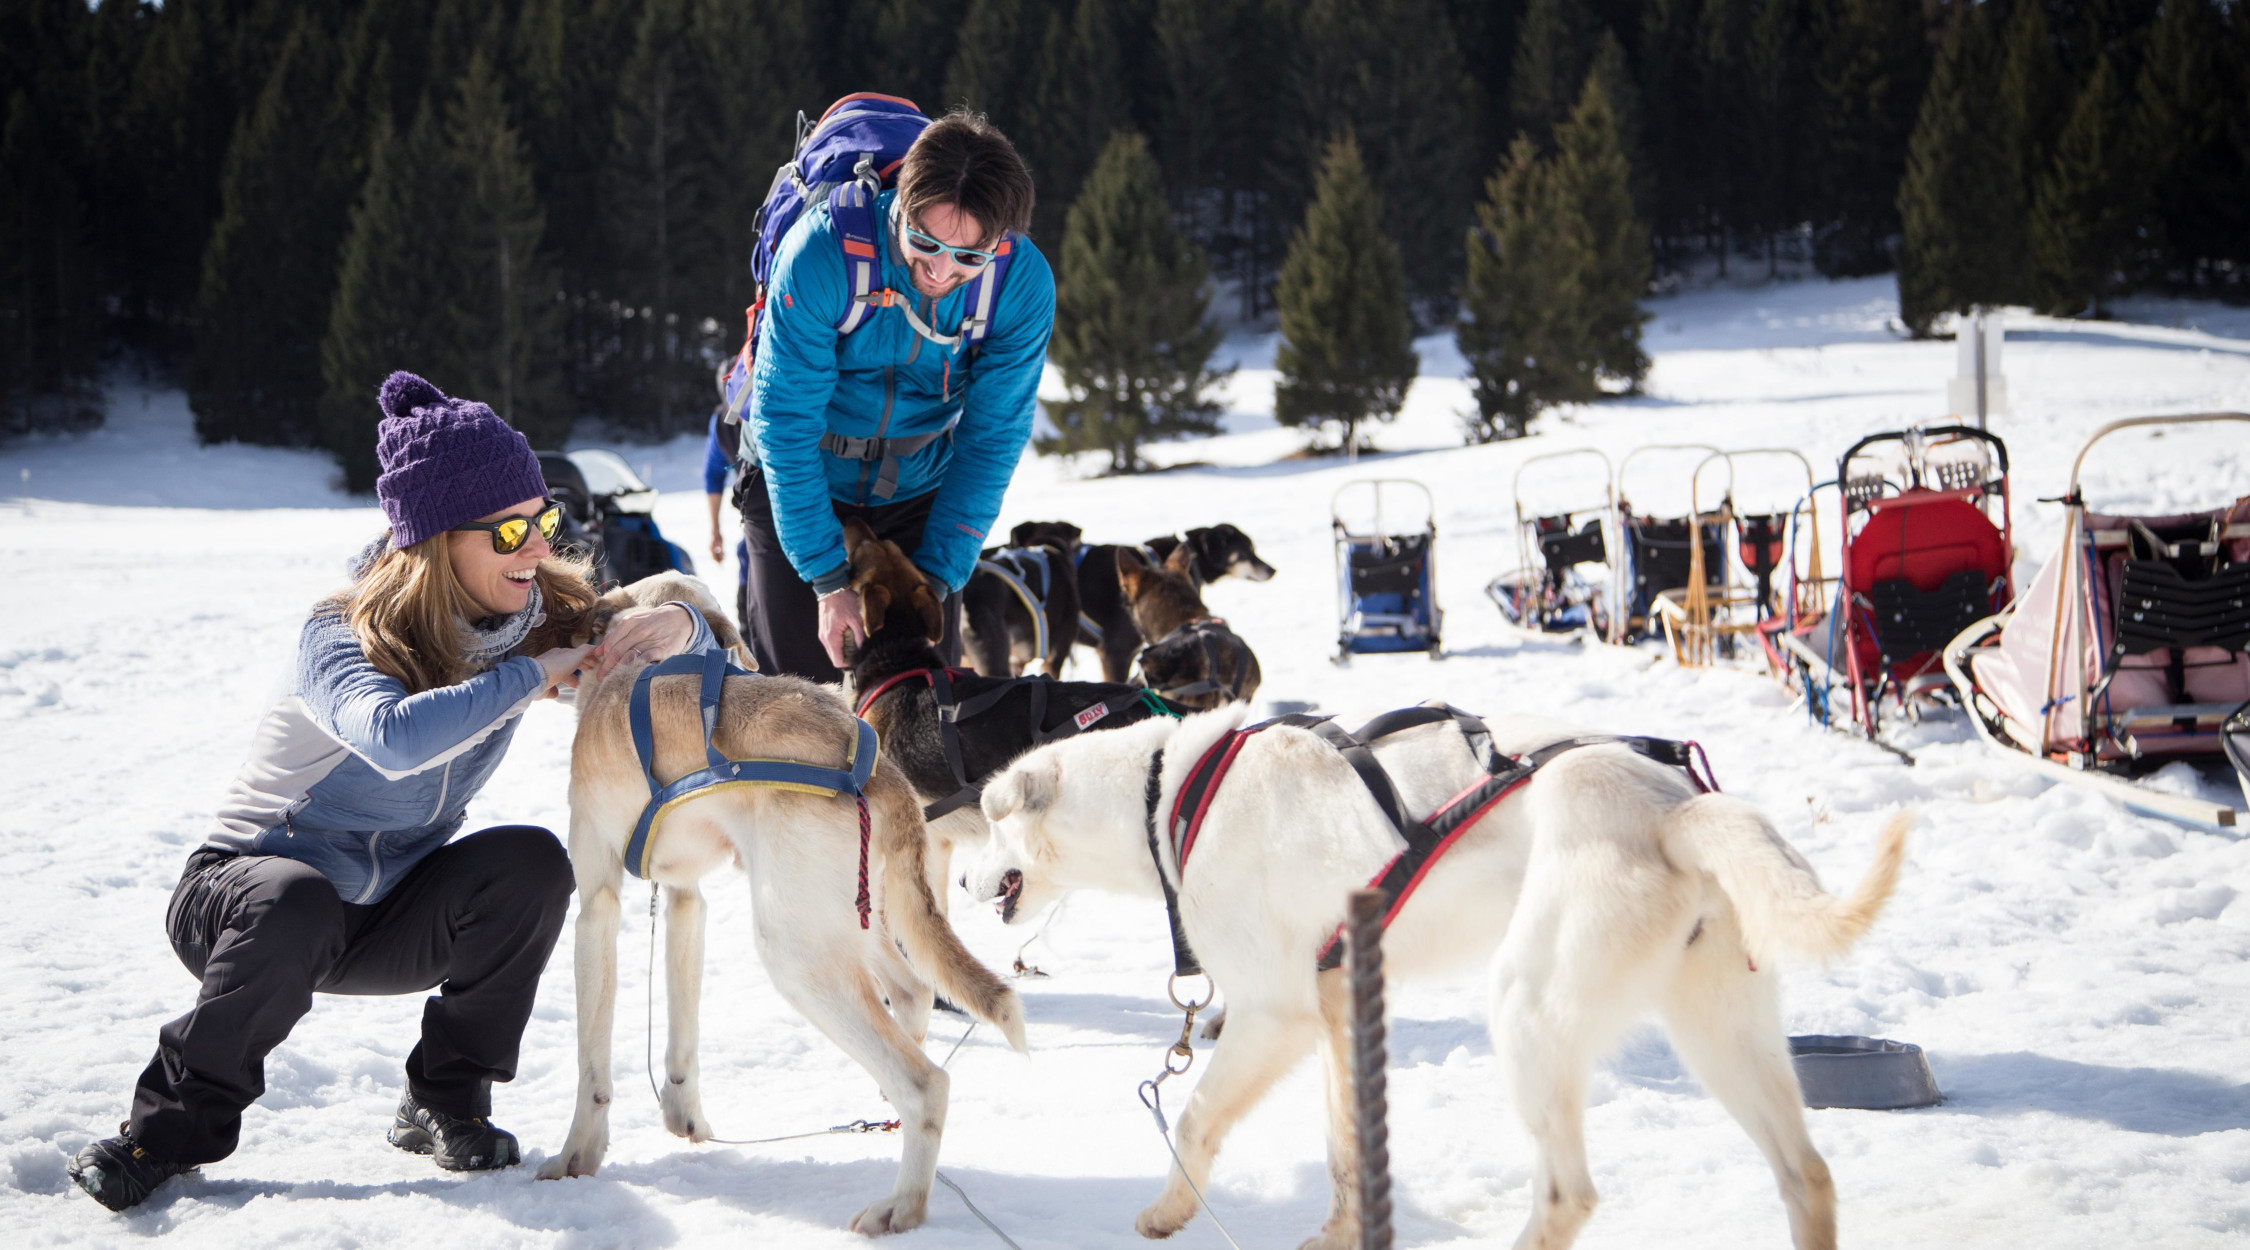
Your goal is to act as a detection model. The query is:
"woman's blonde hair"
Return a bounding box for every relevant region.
[321,534,597,694]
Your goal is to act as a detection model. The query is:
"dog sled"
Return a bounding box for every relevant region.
[1486,450,1615,641]
[1756,427,2011,750]
[1611,445,1732,646]
[1333,479,1442,662]
[1645,448,1821,667]
[537,448,694,588]
[1944,413,2250,827]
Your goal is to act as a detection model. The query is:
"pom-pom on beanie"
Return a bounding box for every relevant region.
[373,371,547,549]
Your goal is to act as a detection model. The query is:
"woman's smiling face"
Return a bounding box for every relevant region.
[447,496,551,617]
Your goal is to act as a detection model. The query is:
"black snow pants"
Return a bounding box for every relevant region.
[127,826,573,1166]
[736,460,962,683]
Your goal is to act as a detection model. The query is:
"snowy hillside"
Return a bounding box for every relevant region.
[3,276,2247,1248]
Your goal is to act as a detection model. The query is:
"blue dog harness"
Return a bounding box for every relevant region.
[625,648,881,925]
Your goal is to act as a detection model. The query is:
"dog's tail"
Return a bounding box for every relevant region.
[1663,798,1910,964]
[868,764,1029,1053]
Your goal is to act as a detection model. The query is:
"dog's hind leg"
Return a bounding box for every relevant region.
[659,882,713,1142]
[1134,1004,1317,1240]
[763,943,947,1235]
[1295,969,1363,1250]
[872,934,934,1044]
[1658,911,1835,1250]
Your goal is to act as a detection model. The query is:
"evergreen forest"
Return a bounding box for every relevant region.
[5,0,2247,473]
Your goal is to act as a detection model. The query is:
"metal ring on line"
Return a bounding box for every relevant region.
[1167,972,1214,1013]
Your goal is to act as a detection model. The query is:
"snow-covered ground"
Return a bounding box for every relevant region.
[3,276,2247,1248]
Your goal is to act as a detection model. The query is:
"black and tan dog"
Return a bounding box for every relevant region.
[1010,520,1275,683]
[842,519,1186,884]
[1115,548,1262,709]
[959,541,1080,678]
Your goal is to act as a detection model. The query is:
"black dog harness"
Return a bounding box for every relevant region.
[974,546,1059,661]
[856,666,1186,821]
[1143,704,1718,974]
[1137,617,1255,704]
[627,648,880,925]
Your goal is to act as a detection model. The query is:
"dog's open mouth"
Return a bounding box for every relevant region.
[996,869,1023,923]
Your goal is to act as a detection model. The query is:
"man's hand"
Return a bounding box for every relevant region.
[706,491,726,563]
[590,602,699,684]
[816,587,862,669]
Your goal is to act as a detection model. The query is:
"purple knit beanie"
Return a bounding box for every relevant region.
[373,372,548,549]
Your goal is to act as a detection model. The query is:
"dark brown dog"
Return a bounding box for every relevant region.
[1011,520,1275,683]
[1114,548,1261,709]
[960,542,1080,678]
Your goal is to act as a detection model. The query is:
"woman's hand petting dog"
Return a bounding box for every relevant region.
[816,586,863,667]
[534,644,594,698]
[588,603,700,684]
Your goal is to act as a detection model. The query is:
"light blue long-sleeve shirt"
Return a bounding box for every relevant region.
[205,602,714,903]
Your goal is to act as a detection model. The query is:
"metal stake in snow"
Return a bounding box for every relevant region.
[1947,310,2008,430]
[1348,888,1394,1250]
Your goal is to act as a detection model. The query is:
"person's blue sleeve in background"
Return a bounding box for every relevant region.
[702,413,729,496]
[910,239,1056,595]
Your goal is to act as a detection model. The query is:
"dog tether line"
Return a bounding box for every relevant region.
[634,889,1021,1246]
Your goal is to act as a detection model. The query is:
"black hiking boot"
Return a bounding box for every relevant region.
[69,1126,188,1212]
[386,1093,520,1172]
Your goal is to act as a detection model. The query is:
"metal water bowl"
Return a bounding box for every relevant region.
[1790,1035,1941,1110]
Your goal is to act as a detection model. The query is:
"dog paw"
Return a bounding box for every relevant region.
[1295,1223,1358,1250]
[1134,1198,1194,1239]
[849,1192,928,1236]
[535,1150,599,1181]
[660,1087,710,1142]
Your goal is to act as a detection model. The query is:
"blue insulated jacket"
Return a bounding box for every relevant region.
[205,604,715,903]
[743,188,1055,596]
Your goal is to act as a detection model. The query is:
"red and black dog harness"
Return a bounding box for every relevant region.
[1144,704,1718,975]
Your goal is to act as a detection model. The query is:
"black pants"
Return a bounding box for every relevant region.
[737,462,961,683]
[128,826,573,1166]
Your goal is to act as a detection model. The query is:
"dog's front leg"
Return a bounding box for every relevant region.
[660,882,712,1141]
[1301,969,1362,1250]
[1135,1004,1317,1240]
[537,861,622,1180]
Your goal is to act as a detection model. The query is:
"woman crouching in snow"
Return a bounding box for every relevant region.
[71,372,717,1212]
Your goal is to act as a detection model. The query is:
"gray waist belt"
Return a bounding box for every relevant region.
[820,417,959,500]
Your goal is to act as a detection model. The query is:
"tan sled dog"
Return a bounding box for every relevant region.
[968,706,1906,1250]
[536,575,1028,1235]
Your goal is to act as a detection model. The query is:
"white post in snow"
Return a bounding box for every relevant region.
[1947,309,2009,430]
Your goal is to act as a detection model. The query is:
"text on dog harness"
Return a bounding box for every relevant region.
[627,648,880,923]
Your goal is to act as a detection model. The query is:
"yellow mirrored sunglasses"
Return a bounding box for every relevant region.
[451,500,565,554]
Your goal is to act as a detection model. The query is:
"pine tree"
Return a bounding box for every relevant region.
[1285,0,1475,320]
[1637,0,1707,264]
[849,0,970,109]
[0,87,102,436]
[1743,0,1809,275]
[320,104,459,492]
[606,0,698,430]
[2031,55,2138,316]
[2132,0,2233,287]
[1037,130,1228,473]
[1554,73,1651,392]
[1808,0,1932,276]
[1509,0,1594,150]
[1026,0,1129,244]
[1458,136,1594,442]
[441,53,566,448]
[1273,135,1416,454]
[1895,7,2010,337]
[944,0,1042,131]
[191,13,349,447]
[1994,0,2062,305]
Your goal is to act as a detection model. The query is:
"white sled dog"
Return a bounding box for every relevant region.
[537,573,1027,1235]
[967,705,1907,1250]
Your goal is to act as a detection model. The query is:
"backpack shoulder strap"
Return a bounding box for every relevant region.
[955,235,1017,359]
[829,182,884,335]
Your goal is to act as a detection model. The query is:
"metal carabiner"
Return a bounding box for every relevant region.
[1166,972,1215,1013]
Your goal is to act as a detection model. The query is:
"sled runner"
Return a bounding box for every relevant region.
[1332,479,1442,662]
[1944,413,2250,827]
[1486,449,1615,641]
